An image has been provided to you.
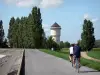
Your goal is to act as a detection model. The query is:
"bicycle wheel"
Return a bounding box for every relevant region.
[75,58,79,73]
[71,58,74,67]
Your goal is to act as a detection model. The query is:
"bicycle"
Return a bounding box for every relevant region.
[71,57,74,67]
[74,57,80,73]
[69,55,74,67]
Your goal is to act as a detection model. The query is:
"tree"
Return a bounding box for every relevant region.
[2,38,8,48]
[46,36,60,51]
[8,17,15,47]
[60,41,64,49]
[7,7,45,48]
[46,36,54,49]
[0,20,4,47]
[81,19,95,51]
[64,41,70,48]
[77,40,81,46]
[31,7,44,48]
[42,31,47,48]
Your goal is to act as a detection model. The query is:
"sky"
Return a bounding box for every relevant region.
[0,0,100,43]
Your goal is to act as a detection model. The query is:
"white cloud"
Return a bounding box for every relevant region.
[84,14,89,20]
[16,0,33,7]
[83,13,99,23]
[4,0,17,4]
[91,18,99,23]
[40,0,63,8]
[3,0,63,8]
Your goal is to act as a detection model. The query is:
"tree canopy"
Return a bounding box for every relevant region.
[0,20,4,47]
[81,19,95,51]
[8,7,45,48]
[46,36,60,51]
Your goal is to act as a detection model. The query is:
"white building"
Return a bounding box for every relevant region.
[50,22,61,44]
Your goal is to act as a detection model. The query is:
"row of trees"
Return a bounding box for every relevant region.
[59,41,70,48]
[1,6,96,51]
[7,6,70,50]
[8,7,45,48]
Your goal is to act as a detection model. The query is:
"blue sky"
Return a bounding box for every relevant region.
[0,0,100,43]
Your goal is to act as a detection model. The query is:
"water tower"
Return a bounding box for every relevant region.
[50,22,61,44]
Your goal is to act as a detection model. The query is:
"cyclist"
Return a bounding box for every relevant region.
[69,44,74,62]
[73,43,81,67]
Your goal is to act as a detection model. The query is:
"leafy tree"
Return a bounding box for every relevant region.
[7,7,45,48]
[8,17,15,47]
[2,38,8,48]
[77,40,81,46]
[81,19,95,51]
[42,31,47,48]
[46,36,54,49]
[64,41,70,48]
[0,20,4,47]
[52,41,60,51]
[13,17,20,47]
[46,36,60,51]
[31,7,44,48]
[60,41,64,49]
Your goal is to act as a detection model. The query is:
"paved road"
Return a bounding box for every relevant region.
[0,49,23,75]
[25,49,100,75]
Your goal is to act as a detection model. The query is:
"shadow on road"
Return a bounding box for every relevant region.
[20,50,25,75]
[79,70,100,73]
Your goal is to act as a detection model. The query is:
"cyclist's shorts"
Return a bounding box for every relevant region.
[70,54,73,56]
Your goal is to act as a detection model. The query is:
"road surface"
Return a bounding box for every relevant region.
[0,49,23,75]
[25,49,100,75]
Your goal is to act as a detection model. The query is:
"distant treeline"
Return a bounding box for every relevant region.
[0,7,62,50]
[0,7,99,50]
[94,40,100,48]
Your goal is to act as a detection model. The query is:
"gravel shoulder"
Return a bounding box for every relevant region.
[81,52,100,62]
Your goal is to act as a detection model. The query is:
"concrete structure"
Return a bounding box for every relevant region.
[50,22,61,43]
[0,49,24,75]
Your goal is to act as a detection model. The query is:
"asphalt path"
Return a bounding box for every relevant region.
[25,49,100,75]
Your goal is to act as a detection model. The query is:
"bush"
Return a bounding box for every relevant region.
[52,41,60,51]
[46,36,60,51]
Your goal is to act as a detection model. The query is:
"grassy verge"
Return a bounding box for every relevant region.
[40,49,100,71]
[92,48,100,51]
[81,58,100,71]
[40,49,69,60]
[88,49,100,60]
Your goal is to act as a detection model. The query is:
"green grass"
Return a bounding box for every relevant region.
[81,58,100,71]
[88,48,100,60]
[61,48,69,52]
[40,49,69,60]
[40,49,100,71]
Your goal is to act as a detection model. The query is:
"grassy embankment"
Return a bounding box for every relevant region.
[40,48,100,71]
[87,48,100,60]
